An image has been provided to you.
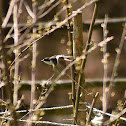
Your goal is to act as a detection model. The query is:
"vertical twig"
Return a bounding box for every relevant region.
[13,0,19,106]
[83,1,99,119]
[65,0,72,54]
[29,1,37,126]
[107,23,126,107]
[109,23,126,85]
[64,0,76,110]
[4,0,24,42]
[82,1,99,69]
[102,15,108,113]
[72,11,84,125]
[0,1,18,125]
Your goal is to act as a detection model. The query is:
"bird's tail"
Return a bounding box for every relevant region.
[63,56,74,61]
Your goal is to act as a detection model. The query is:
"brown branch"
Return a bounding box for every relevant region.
[73,1,99,125]
[72,11,85,125]
[86,92,99,125]
[0,10,18,126]
[64,0,76,111]
[82,1,99,69]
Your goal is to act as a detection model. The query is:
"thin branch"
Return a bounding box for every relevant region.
[85,17,126,26]
[102,15,108,113]
[36,0,49,19]
[19,120,80,126]
[104,107,126,125]
[24,1,35,19]
[5,17,126,28]
[2,0,15,28]
[15,78,126,88]
[31,41,37,109]
[37,0,61,19]
[82,1,99,70]
[86,92,99,125]
[109,23,126,86]
[28,1,37,126]
[38,0,54,10]
[107,23,126,110]
[1,103,126,122]
[13,0,19,106]
[53,0,76,22]
[7,105,73,114]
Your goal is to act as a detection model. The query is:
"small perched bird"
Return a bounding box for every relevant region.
[41,55,73,74]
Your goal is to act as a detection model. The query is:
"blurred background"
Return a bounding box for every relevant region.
[1,0,126,125]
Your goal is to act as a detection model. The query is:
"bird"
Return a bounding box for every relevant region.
[41,55,73,74]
